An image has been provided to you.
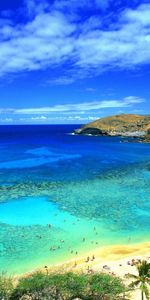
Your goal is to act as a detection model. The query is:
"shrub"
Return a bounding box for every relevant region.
[10,272,88,300]
[5,271,126,300]
[0,274,14,300]
[88,273,126,300]
[10,272,51,300]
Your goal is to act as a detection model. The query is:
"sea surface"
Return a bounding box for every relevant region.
[0,125,150,274]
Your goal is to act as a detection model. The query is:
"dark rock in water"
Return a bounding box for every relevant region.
[75,127,108,136]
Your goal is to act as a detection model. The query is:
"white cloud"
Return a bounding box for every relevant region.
[0,96,144,114]
[0,9,75,76]
[0,3,150,78]
[65,115,98,121]
[9,114,98,123]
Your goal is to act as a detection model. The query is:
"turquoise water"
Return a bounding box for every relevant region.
[0,125,150,274]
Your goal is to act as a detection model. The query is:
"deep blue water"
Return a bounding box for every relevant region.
[0,125,150,274]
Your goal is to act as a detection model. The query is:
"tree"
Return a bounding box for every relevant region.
[127,260,150,300]
[9,271,126,300]
[10,272,88,300]
[88,273,126,300]
[60,272,88,300]
[10,272,52,300]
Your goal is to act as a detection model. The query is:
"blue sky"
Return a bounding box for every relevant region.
[0,0,150,124]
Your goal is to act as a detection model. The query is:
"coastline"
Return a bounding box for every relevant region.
[74,114,150,143]
[18,240,150,278]
[11,241,150,300]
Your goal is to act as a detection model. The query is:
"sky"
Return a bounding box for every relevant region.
[0,0,150,124]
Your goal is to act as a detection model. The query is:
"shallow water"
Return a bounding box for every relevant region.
[0,125,150,274]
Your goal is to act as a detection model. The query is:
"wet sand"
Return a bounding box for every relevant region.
[43,240,150,272]
[18,240,150,275]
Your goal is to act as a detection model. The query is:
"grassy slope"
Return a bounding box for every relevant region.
[82,114,150,133]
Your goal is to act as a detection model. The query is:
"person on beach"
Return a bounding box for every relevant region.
[74,262,77,267]
[85,256,90,262]
[44,266,48,275]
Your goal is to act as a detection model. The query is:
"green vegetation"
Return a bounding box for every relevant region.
[88,273,126,299]
[1,260,150,300]
[127,260,150,300]
[0,271,126,300]
[0,274,13,300]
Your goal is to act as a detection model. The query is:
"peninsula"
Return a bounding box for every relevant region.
[75,114,150,142]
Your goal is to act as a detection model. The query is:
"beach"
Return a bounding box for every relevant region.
[36,240,150,273]
[16,241,150,299]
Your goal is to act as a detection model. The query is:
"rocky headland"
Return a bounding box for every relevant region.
[74,114,150,142]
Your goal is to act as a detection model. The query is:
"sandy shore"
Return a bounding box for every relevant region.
[18,241,150,300]
[39,240,150,272]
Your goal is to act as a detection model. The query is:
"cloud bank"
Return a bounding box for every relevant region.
[0,96,144,114]
[0,1,150,78]
[0,95,145,124]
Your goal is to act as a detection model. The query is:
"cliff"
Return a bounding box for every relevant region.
[75,114,150,142]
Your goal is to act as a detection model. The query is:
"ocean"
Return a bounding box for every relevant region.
[0,125,150,274]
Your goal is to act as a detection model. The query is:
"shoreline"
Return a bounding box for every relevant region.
[10,241,150,300]
[16,240,150,278]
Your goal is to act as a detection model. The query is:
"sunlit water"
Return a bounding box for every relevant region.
[0,125,150,274]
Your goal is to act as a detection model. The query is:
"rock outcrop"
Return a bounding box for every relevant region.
[143,128,150,143]
[74,114,150,142]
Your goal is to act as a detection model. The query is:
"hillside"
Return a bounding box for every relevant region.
[75,114,150,141]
